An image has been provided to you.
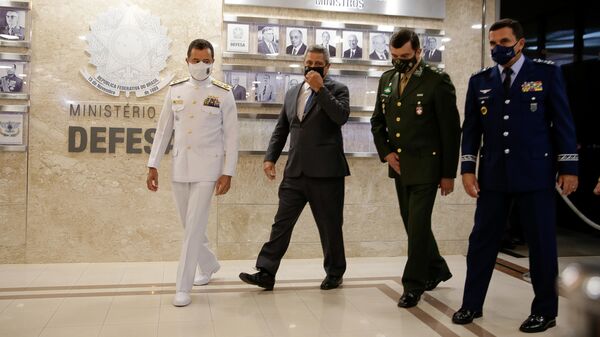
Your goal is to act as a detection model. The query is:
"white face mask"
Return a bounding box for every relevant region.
[188,62,212,81]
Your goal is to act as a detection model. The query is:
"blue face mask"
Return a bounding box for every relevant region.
[491,42,518,65]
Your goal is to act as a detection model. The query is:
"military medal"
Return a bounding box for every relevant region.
[416,101,423,115]
[521,81,543,92]
[203,95,220,108]
[481,106,488,115]
[172,99,183,105]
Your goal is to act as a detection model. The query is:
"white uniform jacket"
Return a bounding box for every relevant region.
[147,76,239,182]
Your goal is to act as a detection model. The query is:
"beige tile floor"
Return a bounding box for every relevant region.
[0,255,587,337]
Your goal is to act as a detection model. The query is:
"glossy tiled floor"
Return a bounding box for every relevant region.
[0,255,586,337]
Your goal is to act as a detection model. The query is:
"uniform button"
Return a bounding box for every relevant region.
[481,100,485,104]
[532,97,536,101]
[190,115,194,118]
[432,151,437,155]
[397,148,402,153]
[187,129,192,134]
[505,99,510,104]
[503,131,509,136]
[192,100,197,104]
[396,117,401,122]
[503,115,509,120]
[544,153,548,157]
[397,102,401,107]
[504,148,510,154]
[395,133,400,138]
[187,146,191,150]
[417,101,421,105]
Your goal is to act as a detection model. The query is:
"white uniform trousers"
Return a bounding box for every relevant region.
[172,181,220,293]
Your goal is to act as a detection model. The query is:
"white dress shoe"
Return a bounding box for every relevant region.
[194,266,220,286]
[172,292,191,307]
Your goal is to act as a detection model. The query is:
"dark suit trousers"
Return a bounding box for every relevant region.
[461,189,558,317]
[395,178,450,293]
[256,175,346,277]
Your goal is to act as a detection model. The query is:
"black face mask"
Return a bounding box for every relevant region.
[304,66,325,78]
[392,55,418,74]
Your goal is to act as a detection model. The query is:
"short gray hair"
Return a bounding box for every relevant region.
[305,44,330,64]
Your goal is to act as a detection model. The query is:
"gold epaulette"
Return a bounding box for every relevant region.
[211,79,232,91]
[170,77,190,86]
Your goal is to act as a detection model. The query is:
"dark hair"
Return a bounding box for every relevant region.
[489,18,524,40]
[305,44,330,64]
[390,29,420,50]
[187,39,214,59]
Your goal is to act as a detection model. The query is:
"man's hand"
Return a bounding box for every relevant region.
[384,152,401,175]
[147,168,159,192]
[305,71,324,92]
[215,175,232,196]
[439,178,454,196]
[264,161,276,180]
[594,179,600,196]
[462,173,480,198]
[557,174,578,196]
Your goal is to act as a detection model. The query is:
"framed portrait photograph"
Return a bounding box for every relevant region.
[0,112,24,145]
[342,31,363,59]
[257,25,280,55]
[253,72,276,102]
[422,35,443,63]
[284,74,305,93]
[226,23,250,53]
[315,29,338,57]
[226,71,249,101]
[368,32,391,61]
[284,27,308,56]
[0,62,25,93]
[0,8,26,41]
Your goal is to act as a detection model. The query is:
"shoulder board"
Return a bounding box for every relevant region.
[471,67,492,77]
[424,64,445,75]
[169,77,189,86]
[533,58,555,66]
[211,79,232,91]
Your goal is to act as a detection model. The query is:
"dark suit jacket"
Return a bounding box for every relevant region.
[343,47,362,58]
[258,40,278,54]
[265,77,350,178]
[323,44,336,57]
[423,49,442,63]
[369,50,389,60]
[371,61,461,184]
[232,85,246,100]
[286,43,307,55]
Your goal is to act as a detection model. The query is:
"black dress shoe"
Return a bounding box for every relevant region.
[239,271,275,290]
[397,292,421,308]
[519,314,556,333]
[452,308,483,324]
[425,272,453,291]
[320,276,343,290]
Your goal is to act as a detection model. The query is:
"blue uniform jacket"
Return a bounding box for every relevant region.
[461,57,578,192]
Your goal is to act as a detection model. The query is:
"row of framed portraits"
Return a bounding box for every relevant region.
[224,16,446,64]
[223,67,384,109]
[0,105,27,150]
[0,1,31,47]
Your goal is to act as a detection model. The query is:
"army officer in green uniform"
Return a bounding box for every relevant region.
[370,29,461,308]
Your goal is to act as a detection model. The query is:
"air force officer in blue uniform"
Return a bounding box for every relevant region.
[452,19,578,333]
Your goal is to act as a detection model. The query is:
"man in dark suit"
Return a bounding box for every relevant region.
[285,29,307,56]
[371,29,461,308]
[452,19,578,333]
[423,37,442,63]
[320,31,336,57]
[231,75,246,101]
[240,44,350,291]
[343,34,362,58]
[369,34,390,60]
[257,26,278,54]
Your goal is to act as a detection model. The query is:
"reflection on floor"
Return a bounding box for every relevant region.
[0,255,589,337]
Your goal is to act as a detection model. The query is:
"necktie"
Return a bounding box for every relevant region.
[503,67,513,96]
[293,47,297,55]
[268,43,274,54]
[8,28,12,35]
[400,74,409,95]
[351,50,354,58]
[299,90,315,121]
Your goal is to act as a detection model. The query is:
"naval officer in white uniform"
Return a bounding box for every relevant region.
[146,39,239,307]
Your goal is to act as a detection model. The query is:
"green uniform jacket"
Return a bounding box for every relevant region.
[370,61,461,184]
